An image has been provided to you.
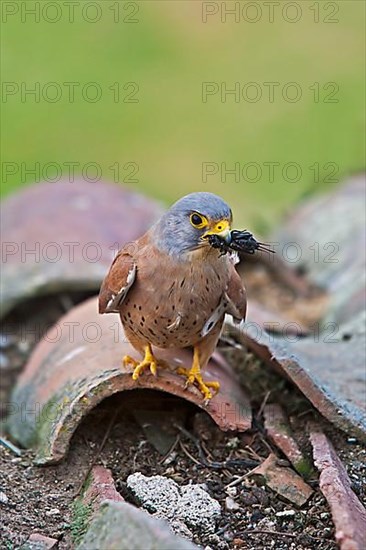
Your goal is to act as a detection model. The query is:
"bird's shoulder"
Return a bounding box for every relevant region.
[98,236,144,313]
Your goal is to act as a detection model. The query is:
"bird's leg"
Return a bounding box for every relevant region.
[177,346,220,400]
[123,344,169,379]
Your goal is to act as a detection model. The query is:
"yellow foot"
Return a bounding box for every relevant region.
[177,367,220,400]
[123,345,170,380]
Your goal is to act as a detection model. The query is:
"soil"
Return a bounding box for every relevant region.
[1,293,365,550]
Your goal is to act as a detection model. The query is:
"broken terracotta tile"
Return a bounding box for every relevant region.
[72,466,123,548]
[82,466,124,512]
[0,179,163,319]
[228,318,366,443]
[246,301,310,336]
[274,173,365,325]
[249,453,313,507]
[20,533,58,549]
[309,424,366,550]
[228,176,366,443]
[263,404,312,477]
[7,297,252,464]
[238,236,320,300]
[77,500,197,550]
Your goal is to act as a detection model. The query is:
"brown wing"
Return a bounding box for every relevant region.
[225,265,247,322]
[99,248,136,314]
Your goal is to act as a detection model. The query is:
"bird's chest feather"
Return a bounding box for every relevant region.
[120,251,230,348]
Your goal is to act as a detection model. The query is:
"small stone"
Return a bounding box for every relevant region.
[225,486,237,498]
[226,437,240,449]
[251,510,265,523]
[252,487,269,507]
[276,510,296,517]
[45,508,60,516]
[225,497,240,512]
[0,490,9,504]
[206,534,227,549]
[257,517,276,530]
[163,451,177,465]
[223,531,234,542]
[240,492,255,506]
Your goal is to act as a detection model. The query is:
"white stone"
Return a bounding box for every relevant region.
[275,509,296,517]
[225,497,240,511]
[46,508,61,516]
[127,472,221,535]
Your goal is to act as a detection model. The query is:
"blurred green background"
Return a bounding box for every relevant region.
[2,0,365,230]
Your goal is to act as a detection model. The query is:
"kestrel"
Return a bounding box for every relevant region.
[99,192,246,399]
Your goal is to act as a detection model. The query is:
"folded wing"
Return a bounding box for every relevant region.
[99,249,136,314]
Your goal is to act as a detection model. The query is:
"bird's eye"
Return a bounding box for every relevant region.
[190,213,206,228]
[191,213,203,225]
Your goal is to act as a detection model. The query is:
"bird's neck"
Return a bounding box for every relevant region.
[185,245,224,263]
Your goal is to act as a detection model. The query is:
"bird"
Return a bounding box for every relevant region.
[99,192,246,399]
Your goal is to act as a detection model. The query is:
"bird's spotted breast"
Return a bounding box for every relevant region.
[119,254,229,349]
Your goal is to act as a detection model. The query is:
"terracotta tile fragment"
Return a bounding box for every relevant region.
[20,533,58,549]
[0,179,163,319]
[77,500,197,549]
[249,453,313,507]
[309,424,366,550]
[8,297,252,464]
[228,176,366,444]
[82,465,124,512]
[228,318,366,443]
[263,403,312,476]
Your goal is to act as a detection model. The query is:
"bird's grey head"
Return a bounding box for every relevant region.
[152,192,233,257]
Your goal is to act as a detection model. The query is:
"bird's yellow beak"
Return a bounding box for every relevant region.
[203,219,231,243]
